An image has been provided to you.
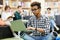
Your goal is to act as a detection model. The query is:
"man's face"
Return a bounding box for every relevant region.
[6,7,11,12]
[47,9,51,14]
[18,7,22,12]
[31,6,40,16]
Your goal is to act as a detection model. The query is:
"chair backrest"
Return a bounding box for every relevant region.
[23,16,32,20]
[0,25,14,39]
[55,15,60,26]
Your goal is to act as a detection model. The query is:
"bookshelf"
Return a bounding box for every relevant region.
[45,0,60,15]
[9,0,31,10]
[2,0,31,10]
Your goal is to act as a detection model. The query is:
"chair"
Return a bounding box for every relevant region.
[55,15,60,26]
[23,16,32,20]
[0,25,14,39]
[0,25,22,40]
[1,20,24,40]
[55,15,60,33]
[50,19,58,40]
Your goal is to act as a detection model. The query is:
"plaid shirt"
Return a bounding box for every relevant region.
[27,15,50,36]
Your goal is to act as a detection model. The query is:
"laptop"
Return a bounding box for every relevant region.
[10,20,27,32]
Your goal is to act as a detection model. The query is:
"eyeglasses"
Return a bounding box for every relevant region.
[31,9,38,12]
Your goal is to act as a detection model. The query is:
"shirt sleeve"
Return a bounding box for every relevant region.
[44,17,50,34]
[1,12,7,21]
[27,18,32,27]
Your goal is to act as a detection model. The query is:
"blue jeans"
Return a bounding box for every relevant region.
[56,36,60,40]
[45,32,56,40]
[50,20,55,30]
[20,32,56,40]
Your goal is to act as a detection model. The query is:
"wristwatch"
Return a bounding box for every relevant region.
[35,28,37,31]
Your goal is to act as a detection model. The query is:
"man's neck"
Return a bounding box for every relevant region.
[36,13,41,19]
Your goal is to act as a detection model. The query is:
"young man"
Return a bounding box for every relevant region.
[46,8,59,30]
[14,6,22,20]
[20,2,56,40]
[14,6,27,20]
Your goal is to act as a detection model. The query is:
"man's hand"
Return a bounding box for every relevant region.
[26,27,45,33]
[37,28,45,33]
[26,27,35,30]
[7,16,13,19]
[0,19,6,26]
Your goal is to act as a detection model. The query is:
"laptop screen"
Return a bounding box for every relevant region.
[10,20,26,31]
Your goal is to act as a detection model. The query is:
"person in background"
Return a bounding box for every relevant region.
[20,2,57,40]
[13,6,22,20]
[0,6,14,38]
[1,5,13,25]
[45,8,54,20]
[14,6,28,20]
[45,8,59,31]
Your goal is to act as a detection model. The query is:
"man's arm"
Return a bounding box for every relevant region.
[26,18,45,33]
[34,17,50,33]
[27,17,50,33]
[26,27,45,33]
[26,17,35,30]
[0,19,6,26]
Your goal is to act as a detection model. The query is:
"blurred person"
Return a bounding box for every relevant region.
[0,18,14,39]
[45,8,54,20]
[13,6,22,20]
[0,6,14,38]
[14,6,27,20]
[1,6,13,25]
[45,8,59,31]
